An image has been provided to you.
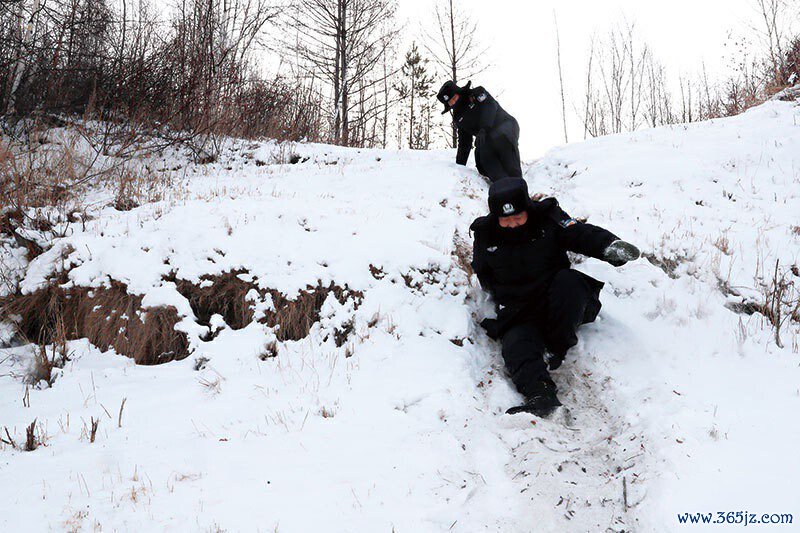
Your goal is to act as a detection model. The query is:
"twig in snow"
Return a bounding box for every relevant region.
[623,476,629,511]
[536,436,582,453]
[25,420,38,451]
[1,427,17,448]
[118,398,127,428]
[89,417,99,443]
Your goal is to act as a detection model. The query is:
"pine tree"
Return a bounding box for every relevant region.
[395,42,435,149]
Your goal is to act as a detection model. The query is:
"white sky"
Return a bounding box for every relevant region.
[397,0,764,157]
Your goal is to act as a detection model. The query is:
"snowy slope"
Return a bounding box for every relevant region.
[527,99,800,530]
[1,98,799,532]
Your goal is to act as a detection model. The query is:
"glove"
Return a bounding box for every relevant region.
[603,240,641,267]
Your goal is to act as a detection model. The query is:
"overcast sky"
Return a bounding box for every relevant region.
[396,0,766,157]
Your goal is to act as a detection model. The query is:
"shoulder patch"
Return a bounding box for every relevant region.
[540,197,580,228]
[559,217,578,228]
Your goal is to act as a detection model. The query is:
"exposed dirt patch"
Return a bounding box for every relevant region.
[2,268,365,365]
[1,279,189,364]
[167,270,363,343]
[402,266,445,291]
[452,232,473,277]
[725,300,765,316]
[263,282,363,342]
[170,269,256,330]
[643,252,682,279]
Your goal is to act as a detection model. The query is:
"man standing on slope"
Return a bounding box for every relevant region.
[471,178,640,417]
[437,80,522,182]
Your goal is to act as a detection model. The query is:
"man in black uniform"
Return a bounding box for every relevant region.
[471,178,640,417]
[437,80,522,182]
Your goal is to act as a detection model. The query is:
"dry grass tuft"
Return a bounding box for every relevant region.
[112,164,163,211]
[401,266,444,291]
[263,282,363,342]
[643,252,683,279]
[452,232,473,277]
[1,280,189,365]
[25,420,39,451]
[28,339,71,386]
[172,270,256,330]
[0,140,82,210]
[369,264,386,280]
[259,340,278,360]
[332,319,354,347]
[759,260,800,348]
[713,234,732,256]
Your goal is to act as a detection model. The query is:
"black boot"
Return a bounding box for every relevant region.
[546,350,566,371]
[506,381,562,417]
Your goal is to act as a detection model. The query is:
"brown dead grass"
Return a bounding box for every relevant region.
[0,207,45,261]
[263,282,363,342]
[1,280,189,365]
[0,139,82,210]
[2,267,364,365]
[172,269,255,330]
[169,270,363,343]
[452,232,473,277]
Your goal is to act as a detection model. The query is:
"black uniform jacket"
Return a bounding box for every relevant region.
[470,198,619,337]
[454,86,516,165]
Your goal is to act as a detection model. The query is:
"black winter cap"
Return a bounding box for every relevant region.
[437,80,470,114]
[488,178,529,217]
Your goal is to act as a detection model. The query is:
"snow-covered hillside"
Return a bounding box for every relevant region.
[1,97,799,532]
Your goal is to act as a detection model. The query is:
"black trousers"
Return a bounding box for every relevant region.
[475,118,522,182]
[500,269,595,397]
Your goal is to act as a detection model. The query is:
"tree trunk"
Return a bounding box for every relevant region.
[448,0,457,148]
[7,0,42,115]
[409,81,415,148]
[333,0,343,144]
[340,0,349,146]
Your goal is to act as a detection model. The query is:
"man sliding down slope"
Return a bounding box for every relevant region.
[437,80,522,183]
[470,178,640,417]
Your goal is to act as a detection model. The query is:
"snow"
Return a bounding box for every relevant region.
[2,99,800,531]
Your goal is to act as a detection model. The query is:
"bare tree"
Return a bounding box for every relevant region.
[285,0,399,147]
[423,0,487,147]
[582,22,660,136]
[754,0,789,87]
[5,0,42,115]
[581,35,598,139]
[0,0,322,148]
[678,74,694,123]
[642,49,674,127]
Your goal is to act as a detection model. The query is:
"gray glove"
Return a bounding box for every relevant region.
[603,240,641,267]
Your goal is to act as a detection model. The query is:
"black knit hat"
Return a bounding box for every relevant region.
[488,178,529,217]
[436,80,471,114]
